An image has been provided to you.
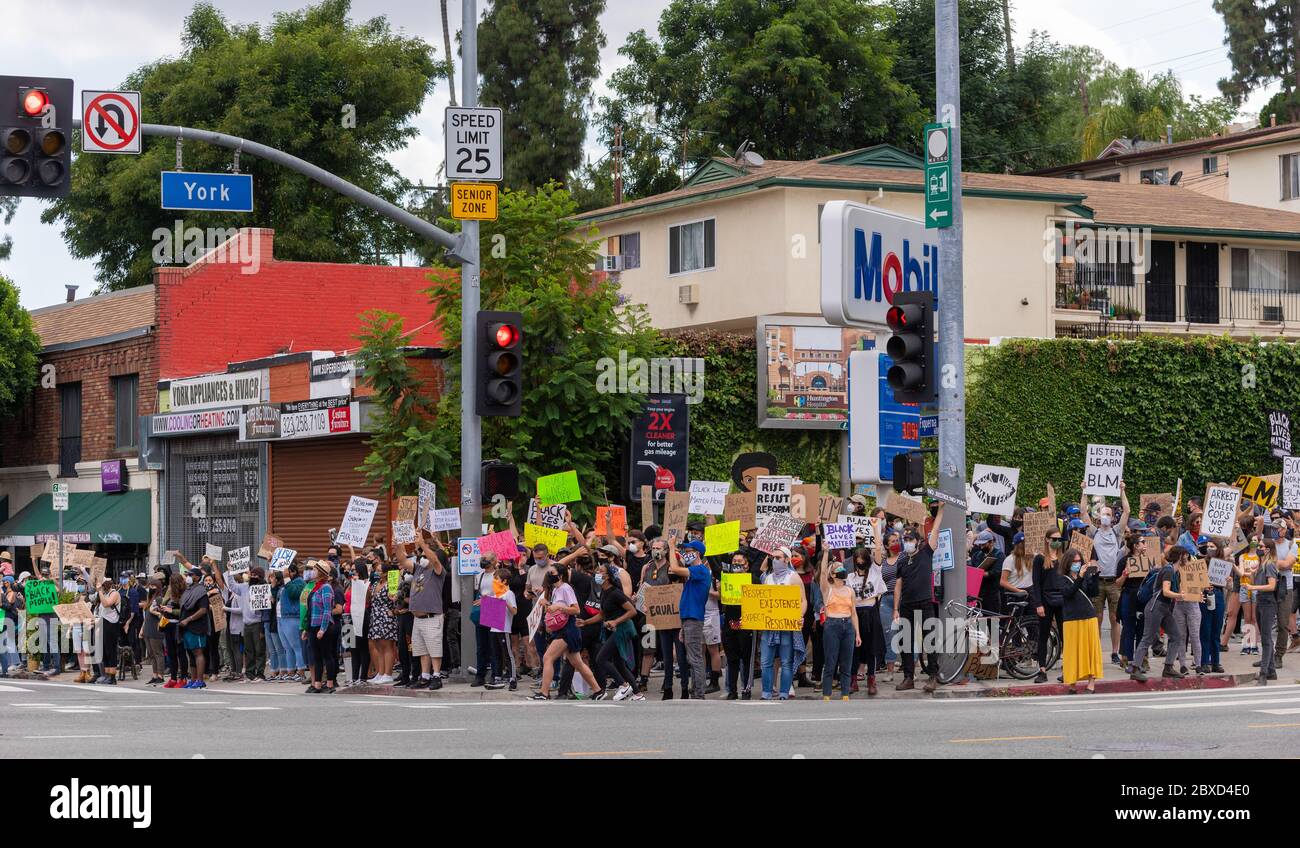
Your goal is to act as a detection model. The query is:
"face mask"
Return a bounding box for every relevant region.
[903,541,917,555]
[184,576,193,586]
[893,521,904,531]
[404,574,413,582]
[889,542,901,555]
[1050,540,1063,551]
[1100,515,1112,527]
[627,543,639,555]
[652,549,665,561]
[1070,562,1081,574]
[594,574,605,586]
[305,569,316,581]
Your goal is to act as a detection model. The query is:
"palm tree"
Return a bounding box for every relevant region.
[1080,70,1183,159]
[442,0,457,106]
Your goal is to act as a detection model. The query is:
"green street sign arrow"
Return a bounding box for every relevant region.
[924,123,952,230]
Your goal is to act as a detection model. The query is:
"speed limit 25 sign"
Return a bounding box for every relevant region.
[445,106,503,182]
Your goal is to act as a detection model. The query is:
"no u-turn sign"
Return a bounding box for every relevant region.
[81,90,141,154]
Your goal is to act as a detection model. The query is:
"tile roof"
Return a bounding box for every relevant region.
[578,157,1300,238]
[1210,125,1300,153]
[29,285,155,349]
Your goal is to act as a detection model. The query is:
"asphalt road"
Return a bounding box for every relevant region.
[4,677,1300,758]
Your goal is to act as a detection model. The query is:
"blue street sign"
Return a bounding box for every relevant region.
[160,171,254,212]
[920,415,938,439]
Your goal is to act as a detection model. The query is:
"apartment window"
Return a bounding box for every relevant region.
[59,383,82,477]
[114,374,139,450]
[1282,153,1300,200]
[1231,247,1300,292]
[1088,173,1121,182]
[1139,168,1168,185]
[618,232,640,270]
[668,218,715,275]
[1202,156,1218,175]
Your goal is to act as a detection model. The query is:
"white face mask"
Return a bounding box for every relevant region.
[1100,514,1112,527]
[903,541,918,555]
[184,576,193,586]
[893,521,904,531]
[627,543,638,555]
[305,569,316,580]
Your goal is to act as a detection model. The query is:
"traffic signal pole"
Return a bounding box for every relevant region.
[935,0,968,624]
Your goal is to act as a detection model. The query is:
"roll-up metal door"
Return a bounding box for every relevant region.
[165,434,262,563]
[269,435,391,559]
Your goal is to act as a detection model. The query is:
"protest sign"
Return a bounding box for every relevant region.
[268,548,296,570]
[1234,474,1279,510]
[480,595,509,631]
[258,533,283,560]
[90,557,106,590]
[704,521,741,556]
[248,583,273,611]
[524,523,567,554]
[749,515,805,556]
[205,543,223,561]
[1285,457,1300,510]
[53,600,95,625]
[1208,558,1233,588]
[1083,444,1125,498]
[818,496,844,524]
[418,477,436,529]
[740,584,802,631]
[1180,558,1210,595]
[720,572,751,605]
[1270,409,1292,459]
[1046,482,1057,515]
[1139,493,1173,517]
[883,490,928,527]
[640,485,654,530]
[396,496,418,524]
[1126,552,1154,578]
[791,484,821,521]
[228,546,251,573]
[528,499,568,530]
[724,492,756,531]
[1202,485,1241,538]
[688,481,730,515]
[644,584,683,630]
[431,508,462,532]
[387,569,400,595]
[1144,535,1163,562]
[350,579,367,636]
[478,530,519,561]
[968,465,1020,518]
[838,515,878,548]
[25,579,57,615]
[1021,510,1056,558]
[1069,531,1094,561]
[595,505,627,538]
[209,588,226,633]
[663,490,690,540]
[457,537,482,575]
[391,520,416,545]
[336,496,378,547]
[70,548,95,569]
[537,470,581,505]
[754,476,792,529]
[824,522,856,550]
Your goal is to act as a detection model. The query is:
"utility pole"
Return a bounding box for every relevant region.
[613,123,624,205]
[1001,0,1015,72]
[935,0,968,627]
[457,0,482,680]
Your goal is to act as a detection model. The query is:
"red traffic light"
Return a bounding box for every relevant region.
[492,323,520,348]
[886,302,921,331]
[21,89,48,117]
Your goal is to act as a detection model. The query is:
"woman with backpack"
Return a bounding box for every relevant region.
[1054,548,1102,693]
[1131,547,1193,681]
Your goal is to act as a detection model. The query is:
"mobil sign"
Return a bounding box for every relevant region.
[820,200,939,329]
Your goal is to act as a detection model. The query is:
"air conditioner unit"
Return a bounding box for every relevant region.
[1263,305,1284,322]
[601,255,623,272]
[678,284,699,305]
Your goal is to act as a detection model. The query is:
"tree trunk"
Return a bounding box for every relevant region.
[442,0,457,107]
[1002,0,1016,72]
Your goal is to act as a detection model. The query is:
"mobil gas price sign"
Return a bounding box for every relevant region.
[820,200,939,329]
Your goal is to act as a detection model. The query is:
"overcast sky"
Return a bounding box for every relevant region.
[0,0,1278,309]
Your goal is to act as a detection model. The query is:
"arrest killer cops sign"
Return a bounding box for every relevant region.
[820,200,939,329]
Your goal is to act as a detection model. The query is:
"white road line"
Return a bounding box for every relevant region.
[1137,696,1300,710]
[51,708,102,713]
[198,688,286,696]
[0,684,34,693]
[936,683,1300,705]
[113,704,185,709]
[1050,707,1131,713]
[184,700,227,704]
[229,706,281,711]
[372,727,465,734]
[1254,708,1300,715]
[402,704,451,709]
[766,717,864,723]
[14,680,152,694]
[10,703,56,707]
[25,734,112,739]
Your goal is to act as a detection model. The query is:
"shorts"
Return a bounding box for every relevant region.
[1240,587,1251,604]
[410,614,444,658]
[702,614,721,646]
[555,618,583,654]
[69,624,85,654]
[183,631,208,650]
[1092,579,1122,619]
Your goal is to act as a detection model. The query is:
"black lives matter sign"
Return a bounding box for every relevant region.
[1270,409,1292,459]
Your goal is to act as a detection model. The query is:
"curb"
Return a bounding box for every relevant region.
[347,681,522,700]
[930,672,1262,699]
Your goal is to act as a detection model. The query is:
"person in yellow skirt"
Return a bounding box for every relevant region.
[1054,549,1103,693]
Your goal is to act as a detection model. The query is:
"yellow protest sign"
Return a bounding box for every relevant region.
[524,522,568,554]
[450,182,498,221]
[740,583,802,631]
[704,521,740,555]
[1234,474,1279,510]
[720,572,751,605]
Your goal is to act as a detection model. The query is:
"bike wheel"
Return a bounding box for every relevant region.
[1000,621,1039,680]
[937,648,970,685]
[1045,622,1062,671]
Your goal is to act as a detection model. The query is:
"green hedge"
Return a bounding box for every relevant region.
[967,335,1300,505]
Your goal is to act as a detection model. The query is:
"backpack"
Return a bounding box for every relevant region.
[1136,567,1163,607]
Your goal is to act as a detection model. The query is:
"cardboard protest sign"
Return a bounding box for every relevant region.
[818,495,844,524]
[537,470,581,505]
[969,465,1019,518]
[1125,552,1154,578]
[662,490,690,540]
[391,520,416,545]
[643,584,683,630]
[1139,493,1173,517]
[258,533,283,560]
[688,481,729,515]
[754,476,792,529]
[70,548,95,569]
[1270,409,1293,459]
[883,490,928,527]
[478,530,519,561]
[53,600,95,625]
[1021,510,1056,558]
[749,515,805,556]
[204,543,223,561]
[720,572,751,605]
[640,485,654,530]
[24,579,57,615]
[1069,531,1094,561]
[396,496,419,525]
[248,583,273,611]
[823,522,856,550]
[1235,474,1280,510]
[268,548,296,570]
[480,595,509,631]
[528,499,567,530]
[1046,482,1057,515]
[209,588,226,633]
[704,521,740,556]
[1180,558,1210,595]
[431,508,462,532]
[594,506,627,538]
[336,496,379,548]
[90,557,106,590]
[523,523,568,555]
[228,546,251,573]
[418,477,436,529]
[1202,485,1241,538]
[1144,535,1163,562]
[724,492,756,531]
[1083,444,1125,498]
[791,484,821,522]
[1208,558,1234,588]
[740,583,802,631]
[1285,457,1300,510]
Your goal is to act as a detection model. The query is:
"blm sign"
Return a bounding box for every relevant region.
[1270,410,1292,459]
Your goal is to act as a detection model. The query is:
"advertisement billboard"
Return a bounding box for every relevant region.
[756,315,874,430]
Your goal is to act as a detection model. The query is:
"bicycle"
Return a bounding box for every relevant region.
[934,597,1061,684]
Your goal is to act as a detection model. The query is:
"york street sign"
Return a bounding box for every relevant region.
[160,171,253,212]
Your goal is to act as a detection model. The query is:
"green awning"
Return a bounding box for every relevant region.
[0,489,151,544]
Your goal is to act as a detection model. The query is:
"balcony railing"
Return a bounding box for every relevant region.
[1055,271,1300,326]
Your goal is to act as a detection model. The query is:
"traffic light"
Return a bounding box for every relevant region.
[892,451,924,494]
[474,310,522,416]
[884,291,935,404]
[481,460,519,504]
[0,76,73,199]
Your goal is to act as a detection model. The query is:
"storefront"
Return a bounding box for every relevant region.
[0,487,153,578]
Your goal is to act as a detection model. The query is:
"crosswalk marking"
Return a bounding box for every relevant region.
[229,706,281,711]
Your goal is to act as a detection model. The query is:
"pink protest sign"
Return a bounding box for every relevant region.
[478,530,520,561]
[480,595,509,631]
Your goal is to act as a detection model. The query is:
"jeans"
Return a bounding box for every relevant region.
[1200,588,1225,667]
[243,622,266,678]
[278,616,303,669]
[474,622,494,682]
[656,629,682,692]
[822,616,855,696]
[899,601,937,680]
[266,622,284,673]
[1171,601,1202,668]
[680,618,707,699]
[722,623,754,694]
[760,631,795,699]
[1119,590,1140,661]
[879,593,897,663]
[1259,601,1279,679]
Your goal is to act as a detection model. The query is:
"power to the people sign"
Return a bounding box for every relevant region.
[81,90,141,154]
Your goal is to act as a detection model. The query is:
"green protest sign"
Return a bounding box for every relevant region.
[537,470,581,506]
[25,579,58,615]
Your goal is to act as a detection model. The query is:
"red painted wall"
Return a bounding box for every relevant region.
[155,228,450,380]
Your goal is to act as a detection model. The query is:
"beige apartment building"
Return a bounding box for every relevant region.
[577,145,1300,342]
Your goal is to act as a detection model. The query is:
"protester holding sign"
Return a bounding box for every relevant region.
[721,552,758,699]
[530,563,602,700]
[1052,549,1102,693]
[1233,535,1262,656]
[848,548,885,697]
[1131,548,1188,682]
[1082,480,1130,664]
[893,502,946,693]
[759,547,806,701]
[1199,541,1229,674]
[818,547,861,700]
[1029,526,1066,683]
[1252,545,1282,685]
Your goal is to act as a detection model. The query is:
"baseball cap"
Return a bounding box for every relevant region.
[681,540,706,557]
[974,529,997,545]
[1065,505,1081,517]
[1067,518,1087,531]
[598,544,621,557]
[1038,497,1050,509]
[187,566,203,577]
[1012,532,1025,546]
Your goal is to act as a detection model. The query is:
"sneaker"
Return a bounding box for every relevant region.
[471,678,485,688]
[841,695,850,702]
[322,686,336,694]
[568,692,587,701]
[740,690,752,700]
[592,689,608,700]
[1111,653,1121,665]
[103,677,117,685]
[613,684,633,701]
[508,679,518,691]
[704,682,720,695]
[409,678,429,690]
[1179,666,1189,676]
[528,692,550,701]
[486,679,506,691]
[1268,670,1278,680]
[304,686,319,694]
[1033,671,1047,684]
[427,677,443,691]
[661,688,673,701]
[725,691,738,701]
[630,692,646,701]
[1212,663,1225,673]
[1130,669,1148,682]
[436,671,449,680]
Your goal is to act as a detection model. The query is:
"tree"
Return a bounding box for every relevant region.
[1078,69,1238,160]
[441,0,457,107]
[44,0,443,290]
[0,198,15,262]
[0,274,40,419]
[425,184,665,522]
[477,0,606,191]
[1215,0,1300,120]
